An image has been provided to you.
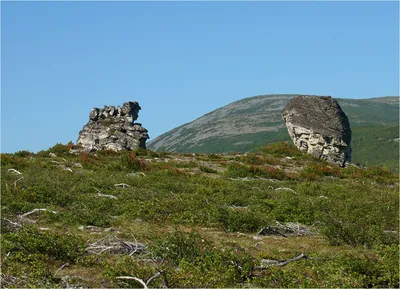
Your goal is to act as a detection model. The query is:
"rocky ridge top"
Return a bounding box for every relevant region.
[77,101,149,152]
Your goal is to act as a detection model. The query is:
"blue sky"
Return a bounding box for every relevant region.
[1,1,399,153]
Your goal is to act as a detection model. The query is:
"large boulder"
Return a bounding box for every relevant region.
[77,101,149,152]
[282,95,351,166]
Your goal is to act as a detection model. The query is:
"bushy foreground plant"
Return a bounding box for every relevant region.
[2,225,85,262]
[317,185,399,248]
[151,230,254,287]
[259,141,306,158]
[225,162,288,180]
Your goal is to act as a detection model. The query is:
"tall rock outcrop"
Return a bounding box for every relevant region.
[282,95,351,166]
[77,101,149,152]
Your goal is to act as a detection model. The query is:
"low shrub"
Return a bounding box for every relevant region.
[317,190,399,248]
[225,163,252,178]
[48,143,71,155]
[241,153,265,165]
[14,150,34,158]
[259,141,304,158]
[214,206,269,232]
[2,225,85,262]
[301,163,342,180]
[225,163,287,180]
[248,165,287,180]
[1,154,31,168]
[200,165,218,174]
[152,230,213,266]
[121,152,149,171]
[151,230,255,287]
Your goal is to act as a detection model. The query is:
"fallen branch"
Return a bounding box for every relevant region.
[117,270,168,288]
[7,169,22,175]
[13,177,24,188]
[114,183,130,188]
[85,235,147,255]
[146,270,168,287]
[228,205,248,210]
[61,166,73,172]
[3,218,23,230]
[255,221,316,238]
[259,253,310,267]
[116,276,148,289]
[93,187,118,199]
[0,273,20,287]
[256,226,288,238]
[50,161,73,172]
[95,192,118,199]
[229,177,281,182]
[275,187,295,192]
[54,262,70,277]
[127,172,147,178]
[19,208,57,219]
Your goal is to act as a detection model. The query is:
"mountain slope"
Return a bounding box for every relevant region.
[148,94,399,170]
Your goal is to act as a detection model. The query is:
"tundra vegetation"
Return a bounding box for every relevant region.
[1,142,399,288]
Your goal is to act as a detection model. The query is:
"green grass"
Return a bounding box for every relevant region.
[1,142,399,288]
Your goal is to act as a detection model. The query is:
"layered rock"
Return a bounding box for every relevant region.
[282,96,351,166]
[77,101,149,152]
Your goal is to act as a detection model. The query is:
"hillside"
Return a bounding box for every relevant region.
[1,143,399,288]
[148,95,399,171]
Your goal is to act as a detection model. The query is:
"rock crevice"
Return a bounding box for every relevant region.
[282,95,351,166]
[77,101,149,152]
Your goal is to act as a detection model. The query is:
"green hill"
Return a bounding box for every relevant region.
[148,95,399,171]
[1,144,398,287]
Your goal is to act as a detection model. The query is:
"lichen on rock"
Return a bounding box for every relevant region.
[282,95,351,166]
[77,101,149,152]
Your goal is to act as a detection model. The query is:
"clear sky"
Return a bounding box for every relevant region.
[1,1,399,153]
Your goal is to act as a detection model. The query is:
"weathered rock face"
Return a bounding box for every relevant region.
[282,96,351,166]
[77,101,149,152]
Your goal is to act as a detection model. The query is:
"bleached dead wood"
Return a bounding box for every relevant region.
[3,218,23,229]
[275,187,295,192]
[7,169,22,175]
[13,177,24,188]
[229,177,281,182]
[85,235,147,255]
[146,270,168,287]
[117,270,169,288]
[228,205,248,210]
[256,226,288,238]
[94,187,118,199]
[259,253,310,267]
[54,262,70,277]
[62,166,73,172]
[114,183,130,188]
[73,162,83,168]
[0,273,20,287]
[95,192,118,199]
[53,163,73,172]
[19,208,57,219]
[116,276,148,289]
[127,172,147,178]
[256,222,315,238]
